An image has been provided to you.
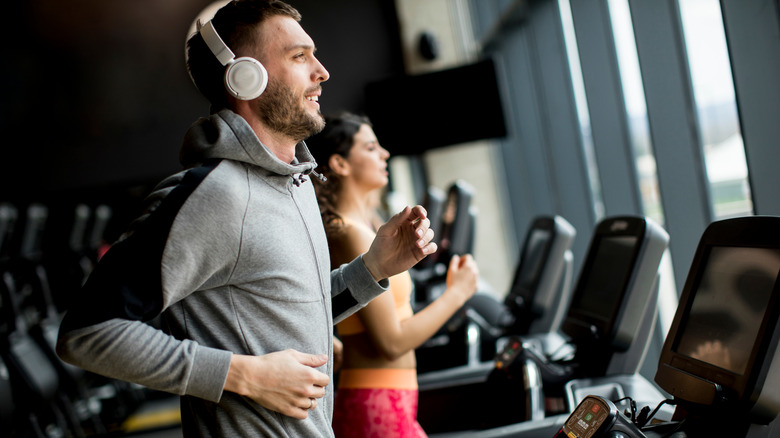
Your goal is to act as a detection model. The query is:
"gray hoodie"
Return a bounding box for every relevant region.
[57,109,388,437]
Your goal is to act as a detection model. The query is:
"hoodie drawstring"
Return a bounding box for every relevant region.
[293,171,327,187]
[312,170,327,182]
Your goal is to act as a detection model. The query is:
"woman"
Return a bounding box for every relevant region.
[309,112,479,437]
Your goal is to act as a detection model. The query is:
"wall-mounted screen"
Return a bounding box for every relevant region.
[364,58,507,155]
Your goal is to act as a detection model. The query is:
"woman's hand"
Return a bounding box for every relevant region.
[445,254,479,306]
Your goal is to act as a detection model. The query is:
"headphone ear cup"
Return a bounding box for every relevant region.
[224,57,268,100]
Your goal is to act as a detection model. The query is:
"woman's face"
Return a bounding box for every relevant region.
[345,124,390,191]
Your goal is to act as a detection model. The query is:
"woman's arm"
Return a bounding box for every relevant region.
[332,220,478,361]
[360,254,479,361]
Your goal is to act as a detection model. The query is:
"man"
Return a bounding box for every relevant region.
[56,1,436,436]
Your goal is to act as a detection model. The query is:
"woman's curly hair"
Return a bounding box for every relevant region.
[306,112,372,235]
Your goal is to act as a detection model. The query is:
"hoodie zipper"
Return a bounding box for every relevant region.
[288,178,332,413]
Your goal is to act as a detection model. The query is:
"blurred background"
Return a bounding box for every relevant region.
[2,0,780,435]
[1,0,403,207]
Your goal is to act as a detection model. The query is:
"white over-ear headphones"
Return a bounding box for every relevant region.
[198,20,268,100]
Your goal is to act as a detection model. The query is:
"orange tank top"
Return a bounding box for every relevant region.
[334,216,415,336]
[337,271,414,335]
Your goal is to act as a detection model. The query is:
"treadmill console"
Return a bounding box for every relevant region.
[495,337,524,370]
[555,395,645,438]
[495,336,574,384]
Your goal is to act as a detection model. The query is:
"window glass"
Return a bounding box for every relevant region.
[607,0,664,226]
[678,0,753,219]
[607,0,677,324]
[558,0,604,221]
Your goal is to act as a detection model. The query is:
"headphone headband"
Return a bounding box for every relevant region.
[199,20,236,66]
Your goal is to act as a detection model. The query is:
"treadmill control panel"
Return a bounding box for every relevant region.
[561,396,611,438]
[555,395,645,438]
[495,336,524,370]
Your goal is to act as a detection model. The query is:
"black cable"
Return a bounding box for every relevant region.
[636,405,651,427]
[640,398,676,428]
[613,396,637,422]
[613,396,632,405]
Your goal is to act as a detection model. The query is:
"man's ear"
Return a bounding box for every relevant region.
[329,154,350,176]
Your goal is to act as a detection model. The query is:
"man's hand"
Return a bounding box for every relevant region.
[363,205,437,281]
[224,350,329,419]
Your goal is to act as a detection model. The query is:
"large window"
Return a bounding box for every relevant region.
[607,0,677,333]
[558,0,604,221]
[678,0,753,219]
[607,0,663,226]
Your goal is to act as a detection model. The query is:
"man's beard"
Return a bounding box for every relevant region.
[256,80,325,142]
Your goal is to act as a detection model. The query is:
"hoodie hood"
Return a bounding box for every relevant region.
[180,109,318,180]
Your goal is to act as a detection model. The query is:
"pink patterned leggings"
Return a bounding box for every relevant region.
[332,369,427,438]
